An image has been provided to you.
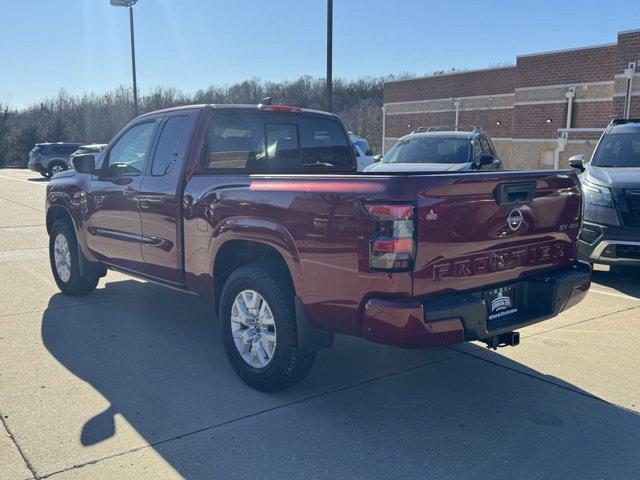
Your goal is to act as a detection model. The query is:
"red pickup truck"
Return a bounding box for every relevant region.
[45,104,591,390]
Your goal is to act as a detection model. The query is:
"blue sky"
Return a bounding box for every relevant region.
[0,0,637,108]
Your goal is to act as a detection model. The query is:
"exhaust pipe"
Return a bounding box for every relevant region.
[483,331,520,350]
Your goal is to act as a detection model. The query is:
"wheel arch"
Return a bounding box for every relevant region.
[212,239,333,354]
[212,239,296,315]
[46,204,75,235]
[46,203,105,278]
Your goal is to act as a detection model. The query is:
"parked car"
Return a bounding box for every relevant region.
[70,144,107,166]
[45,104,590,390]
[365,126,503,172]
[28,142,83,178]
[570,118,640,270]
[349,133,375,171]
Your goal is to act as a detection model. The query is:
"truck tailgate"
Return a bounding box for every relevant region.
[411,171,582,297]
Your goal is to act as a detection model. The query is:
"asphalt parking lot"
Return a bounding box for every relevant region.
[0,168,639,479]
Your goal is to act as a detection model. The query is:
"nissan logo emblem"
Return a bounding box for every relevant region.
[507,208,524,232]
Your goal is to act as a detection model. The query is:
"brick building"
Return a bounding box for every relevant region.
[382,29,640,169]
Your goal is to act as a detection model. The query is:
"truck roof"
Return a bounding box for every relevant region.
[138,103,337,119]
[35,142,82,146]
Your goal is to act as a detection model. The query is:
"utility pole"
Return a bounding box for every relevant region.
[326,0,333,112]
[110,1,139,117]
[129,5,138,116]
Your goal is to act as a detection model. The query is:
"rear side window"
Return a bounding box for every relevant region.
[51,145,79,155]
[151,115,189,176]
[300,117,352,170]
[49,145,65,154]
[202,113,353,172]
[203,114,266,169]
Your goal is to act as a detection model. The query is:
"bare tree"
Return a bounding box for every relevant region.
[1,74,417,166]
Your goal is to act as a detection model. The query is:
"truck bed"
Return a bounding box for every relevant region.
[182,169,583,336]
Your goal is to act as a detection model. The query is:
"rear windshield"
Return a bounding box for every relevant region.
[202,113,354,172]
[592,132,640,167]
[383,137,471,164]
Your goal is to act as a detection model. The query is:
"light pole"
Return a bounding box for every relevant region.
[326,0,333,112]
[110,0,139,117]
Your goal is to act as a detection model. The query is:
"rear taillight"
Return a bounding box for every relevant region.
[363,203,416,271]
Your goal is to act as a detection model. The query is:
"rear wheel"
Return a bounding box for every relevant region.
[49,220,99,295]
[47,162,67,177]
[220,263,315,391]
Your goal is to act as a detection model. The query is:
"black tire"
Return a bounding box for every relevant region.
[49,219,99,295]
[47,162,67,178]
[220,263,316,391]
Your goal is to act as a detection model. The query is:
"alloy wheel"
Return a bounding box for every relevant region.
[230,289,277,368]
[53,233,72,282]
[50,165,65,176]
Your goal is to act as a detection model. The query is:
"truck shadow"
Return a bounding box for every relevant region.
[592,267,640,299]
[41,280,640,479]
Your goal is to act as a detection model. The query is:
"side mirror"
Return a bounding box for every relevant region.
[373,154,383,162]
[72,154,96,174]
[479,154,494,165]
[569,154,585,172]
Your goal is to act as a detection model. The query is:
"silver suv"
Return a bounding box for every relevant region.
[28,143,82,178]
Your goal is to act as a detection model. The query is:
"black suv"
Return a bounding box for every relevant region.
[571,119,640,268]
[365,126,503,172]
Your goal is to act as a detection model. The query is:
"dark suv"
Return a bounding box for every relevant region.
[365,126,503,172]
[28,143,82,178]
[571,119,640,268]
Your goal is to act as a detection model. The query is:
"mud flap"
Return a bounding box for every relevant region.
[77,243,107,279]
[294,296,334,354]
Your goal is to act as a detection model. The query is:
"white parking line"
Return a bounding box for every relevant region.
[0,173,47,186]
[0,248,48,263]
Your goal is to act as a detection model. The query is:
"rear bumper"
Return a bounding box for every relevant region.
[27,159,44,172]
[362,262,591,349]
[578,221,640,266]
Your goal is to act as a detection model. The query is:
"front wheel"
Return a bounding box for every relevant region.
[220,264,316,391]
[49,220,99,295]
